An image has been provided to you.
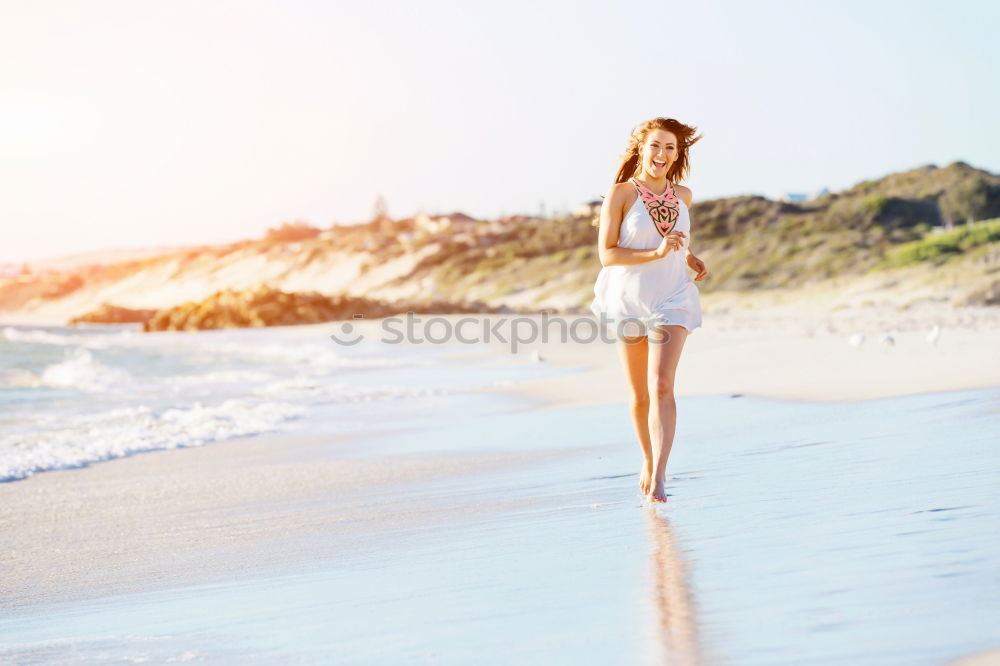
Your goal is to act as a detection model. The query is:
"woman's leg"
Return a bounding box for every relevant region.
[647,325,689,502]
[617,334,653,494]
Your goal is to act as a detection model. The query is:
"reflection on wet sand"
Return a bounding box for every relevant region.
[646,510,715,666]
[3,389,1000,664]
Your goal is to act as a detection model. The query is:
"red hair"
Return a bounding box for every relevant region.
[613,117,702,184]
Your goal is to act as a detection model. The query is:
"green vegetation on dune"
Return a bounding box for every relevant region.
[634,162,1000,289]
[9,162,997,321]
[879,218,1000,268]
[370,161,1000,307]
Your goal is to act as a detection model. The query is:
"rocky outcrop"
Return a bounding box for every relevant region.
[139,285,516,331]
[69,303,157,325]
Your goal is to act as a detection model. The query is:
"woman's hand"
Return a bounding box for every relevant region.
[654,231,686,259]
[686,253,709,280]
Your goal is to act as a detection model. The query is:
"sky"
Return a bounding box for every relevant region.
[1,0,998,263]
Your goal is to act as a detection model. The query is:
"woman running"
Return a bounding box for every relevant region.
[590,117,710,503]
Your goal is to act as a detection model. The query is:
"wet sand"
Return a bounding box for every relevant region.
[3,309,1000,664]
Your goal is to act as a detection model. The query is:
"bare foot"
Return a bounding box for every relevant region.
[647,478,667,503]
[639,458,653,495]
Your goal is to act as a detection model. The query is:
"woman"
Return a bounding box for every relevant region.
[590,117,710,504]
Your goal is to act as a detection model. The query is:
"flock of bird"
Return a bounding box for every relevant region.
[848,324,941,348]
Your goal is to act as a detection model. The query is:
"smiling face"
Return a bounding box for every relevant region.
[638,129,679,180]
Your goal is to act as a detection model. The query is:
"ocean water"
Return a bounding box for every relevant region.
[0,322,572,483]
[2,354,999,666]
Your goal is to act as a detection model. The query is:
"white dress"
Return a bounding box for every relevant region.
[589,180,703,337]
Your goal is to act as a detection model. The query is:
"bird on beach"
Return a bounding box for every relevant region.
[880,334,895,347]
[927,325,941,345]
[848,333,866,348]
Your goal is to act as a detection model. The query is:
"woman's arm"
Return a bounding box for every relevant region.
[678,186,709,280]
[597,183,667,267]
[679,186,694,257]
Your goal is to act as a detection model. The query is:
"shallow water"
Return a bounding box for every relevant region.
[2,383,999,664]
[0,322,571,481]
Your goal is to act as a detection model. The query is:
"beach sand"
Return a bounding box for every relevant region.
[2,306,1000,664]
[498,302,1000,410]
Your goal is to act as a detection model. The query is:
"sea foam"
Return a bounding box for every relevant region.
[0,399,306,482]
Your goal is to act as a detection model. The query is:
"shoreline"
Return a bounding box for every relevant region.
[3,306,1000,612]
[6,302,998,409]
[4,384,999,662]
[3,311,1000,663]
[0,418,582,611]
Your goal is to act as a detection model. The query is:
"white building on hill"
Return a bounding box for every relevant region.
[778,187,830,203]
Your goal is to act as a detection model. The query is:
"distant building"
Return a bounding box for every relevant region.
[574,199,603,218]
[778,187,830,203]
[413,212,478,233]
